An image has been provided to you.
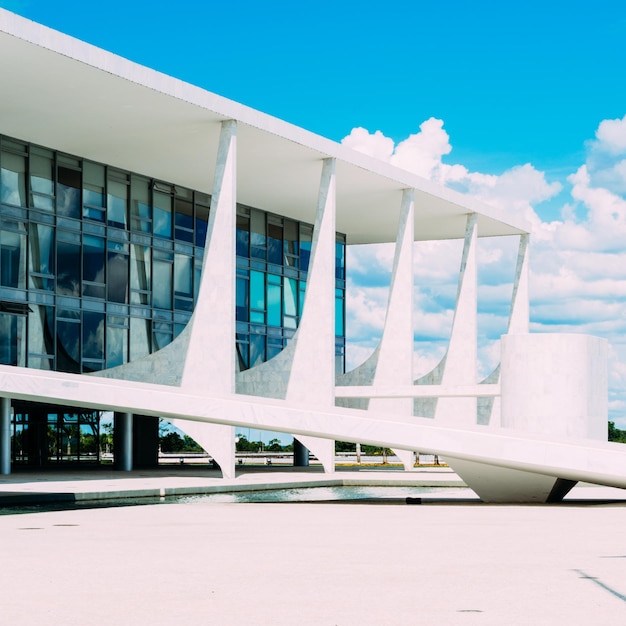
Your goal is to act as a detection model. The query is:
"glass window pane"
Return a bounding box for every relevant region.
[28,305,54,361]
[284,277,297,317]
[0,151,27,207]
[300,225,312,272]
[153,190,172,239]
[153,257,172,309]
[267,221,282,265]
[250,209,266,259]
[267,282,281,327]
[106,324,127,368]
[284,219,298,265]
[57,166,81,219]
[250,270,265,311]
[83,235,105,297]
[236,274,249,322]
[130,245,151,304]
[83,311,104,360]
[195,203,210,248]
[83,161,105,208]
[335,289,344,337]
[57,238,81,296]
[57,318,80,373]
[28,223,54,289]
[0,227,26,288]
[30,152,54,210]
[250,334,265,367]
[174,253,192,297]
[0,313,26,366]
[107,242,129,303]
[130,317,150,359]
[236,214,249,257]
[336,240,345,280]
[107,178,128,228]
[130,176,151,232]
[174,199,193,242]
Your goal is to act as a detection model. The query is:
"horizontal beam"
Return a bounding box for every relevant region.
[334,384,500,399]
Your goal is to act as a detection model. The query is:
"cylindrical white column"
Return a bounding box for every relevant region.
[501,333,607,440]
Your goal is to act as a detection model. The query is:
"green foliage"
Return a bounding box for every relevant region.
[608,421,626,443]
[159,431,203,453]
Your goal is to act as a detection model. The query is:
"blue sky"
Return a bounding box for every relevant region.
[3,0,626,429]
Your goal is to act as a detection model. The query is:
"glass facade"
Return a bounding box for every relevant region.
[1,133,347,464]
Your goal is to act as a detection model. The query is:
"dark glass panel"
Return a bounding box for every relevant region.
[57,313,80,373]
[195,203,210,248]
[236,273,249,322]
[107,241,129,303]
[236,334,249,370]
[236,214,249,257]
[300,225,312,272]
[0,226,26,288]
[174,198,193,242]
[0,150,27,207]
[0,313,25,366]
[57,166,81,219]
[82,311,104,360]
[267,220,283,265]
[56,238,81,296]
[335,240,345,280]
[82,235,105,297]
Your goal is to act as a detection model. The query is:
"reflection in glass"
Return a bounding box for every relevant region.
[284,277,297,329]
[106,322,127,368]
[153,190,172,238]
[107,242,129,304]
[0,227,26,288]
[0,313,26,366]
[0,151,27,206]
[29,223,54,289]
[28,305,54,366]
[267,221,282,265]
[175,199,193,242]
[300,225,312,272]
[107,177,128,228]
[130,244,150,304]
[250,334,265,367]
[236,272,249,322]
[130,317,150,360]
[267,273,281,327]
[236,214,249,257]
[195,203,210,248]
[57,313,80,373]
[153,320,172,351]
[130,176,151,232]
[57,166,81,219]
[82,235,105,297]
[57,238,80,296]
[30,152,54,211]
[82,311,105,361]
[174,253,192,311]
[153,252,172,309]
[250,209,266,259]
[335,288,344,337]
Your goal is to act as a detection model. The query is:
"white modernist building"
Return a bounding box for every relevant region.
[0,9,623,502]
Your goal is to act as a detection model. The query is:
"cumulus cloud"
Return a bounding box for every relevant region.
[341,113,626,425]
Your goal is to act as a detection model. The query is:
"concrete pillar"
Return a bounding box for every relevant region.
[115,412,133,472]
[0,397,11,475]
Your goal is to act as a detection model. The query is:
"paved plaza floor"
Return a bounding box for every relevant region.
[1,469,626,624]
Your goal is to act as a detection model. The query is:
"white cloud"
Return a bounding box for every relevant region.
[342,113,626,425]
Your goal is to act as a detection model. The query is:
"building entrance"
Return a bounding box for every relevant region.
[11,402,101,467]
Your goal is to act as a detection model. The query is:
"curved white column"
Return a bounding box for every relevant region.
[368,189,416,469]
[286,158,337,472]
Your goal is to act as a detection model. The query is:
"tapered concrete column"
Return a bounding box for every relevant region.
[508,234,530,335]
[369,189,416,469]
[173,119,237,479]
[288,158,337,472]
[436,213,478,426]
[0,397,11,475]
[115,412,133,472]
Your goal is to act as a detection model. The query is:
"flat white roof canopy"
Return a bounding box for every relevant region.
[0,10,529,243]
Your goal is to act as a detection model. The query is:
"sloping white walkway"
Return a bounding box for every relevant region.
[2,365,626,496]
